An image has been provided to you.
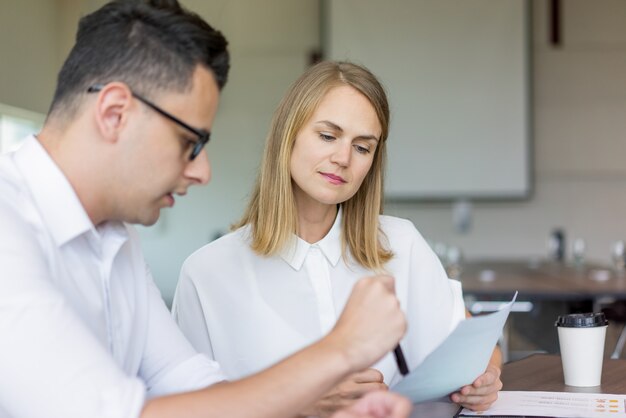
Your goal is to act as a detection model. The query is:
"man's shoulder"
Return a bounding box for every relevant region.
[0,157,48,260]
[0,155,33,227]
[0,154,25,204]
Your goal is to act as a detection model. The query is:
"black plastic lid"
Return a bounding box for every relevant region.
[555,312,608,328]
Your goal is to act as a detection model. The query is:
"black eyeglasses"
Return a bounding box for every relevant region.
[87,84,210,161]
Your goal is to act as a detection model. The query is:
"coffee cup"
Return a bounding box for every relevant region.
[555,312,608,387]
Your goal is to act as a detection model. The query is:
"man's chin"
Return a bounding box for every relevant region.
[135,210,162,227]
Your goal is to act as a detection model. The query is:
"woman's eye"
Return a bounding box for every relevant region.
[355,145,371,154]
[319,133,335,141]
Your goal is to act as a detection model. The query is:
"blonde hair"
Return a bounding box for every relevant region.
[234,61,393,271]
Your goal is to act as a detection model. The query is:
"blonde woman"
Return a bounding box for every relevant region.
[173,61,502,415]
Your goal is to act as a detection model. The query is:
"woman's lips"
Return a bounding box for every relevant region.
[320,172,347,185]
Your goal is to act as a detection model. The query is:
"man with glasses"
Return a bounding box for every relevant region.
[0,1,409,417]
[86,84,211,161]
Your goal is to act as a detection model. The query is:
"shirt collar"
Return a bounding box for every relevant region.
[280,207,343,270]
[13,136,98,246]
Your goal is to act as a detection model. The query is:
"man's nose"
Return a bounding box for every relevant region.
[185,149,211,185]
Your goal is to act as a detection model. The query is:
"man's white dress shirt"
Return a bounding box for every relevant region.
[0,136,224,418]
[173,209,465,387]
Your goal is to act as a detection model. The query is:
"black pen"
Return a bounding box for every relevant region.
[394,344,409,376]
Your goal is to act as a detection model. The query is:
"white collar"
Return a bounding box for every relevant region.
[280,207,343,271]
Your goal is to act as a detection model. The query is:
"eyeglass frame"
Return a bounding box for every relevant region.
[87,83,210,161]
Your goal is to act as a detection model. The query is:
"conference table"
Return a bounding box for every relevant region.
[458,260,626,302]
[454,260,626,361]
[410,354,626,417]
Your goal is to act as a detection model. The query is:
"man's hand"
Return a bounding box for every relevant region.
[330,391,412,418]
[302,369,387,417]
[450,364,502,411]
[325,276,406,372]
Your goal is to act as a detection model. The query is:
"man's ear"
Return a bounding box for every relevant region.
[92,82,133,143]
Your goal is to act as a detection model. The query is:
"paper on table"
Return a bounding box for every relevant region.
[457,390,626,417]
[392,292,517,403]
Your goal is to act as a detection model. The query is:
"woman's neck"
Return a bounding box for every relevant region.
[296,202,338,244]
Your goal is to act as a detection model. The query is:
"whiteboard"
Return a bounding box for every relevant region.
[326,0,530,199]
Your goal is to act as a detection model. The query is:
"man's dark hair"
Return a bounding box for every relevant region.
[48,0,229,118]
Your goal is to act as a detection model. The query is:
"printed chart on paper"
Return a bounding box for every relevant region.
[458,391,626,417]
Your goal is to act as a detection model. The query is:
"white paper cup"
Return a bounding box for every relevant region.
[555,313,608,387]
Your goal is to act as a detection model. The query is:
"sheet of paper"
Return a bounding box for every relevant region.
[457,390,626,417]
[391,292,517,403]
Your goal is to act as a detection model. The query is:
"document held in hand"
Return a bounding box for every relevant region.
[391,292,517,403]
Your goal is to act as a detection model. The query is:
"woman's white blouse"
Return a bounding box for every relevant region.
[172,212,465,386]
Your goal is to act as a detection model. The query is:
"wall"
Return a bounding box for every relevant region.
[0,0,103,112]
[0,0,59,113]
[387,0,626,269]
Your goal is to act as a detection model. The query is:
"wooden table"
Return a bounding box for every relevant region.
[459,260,626,301]
[410,354,626,417]
[458,260,626,360]
[502,353,626,393]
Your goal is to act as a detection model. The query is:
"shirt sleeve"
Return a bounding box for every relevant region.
[171,261,219,361]
[139,265,225,398]
[0,199,145,418]
[401,221,467,369]
[448,278,467,330]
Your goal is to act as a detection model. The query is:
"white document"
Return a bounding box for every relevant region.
[457,390,626,417]
[391,292,517,403]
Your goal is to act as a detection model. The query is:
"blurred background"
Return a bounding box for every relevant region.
[2,0,626,359]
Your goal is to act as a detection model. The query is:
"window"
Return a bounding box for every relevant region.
[0,103,44,154]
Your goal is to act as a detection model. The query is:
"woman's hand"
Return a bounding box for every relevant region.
[450,363,502,411]
[302,369,387,417]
